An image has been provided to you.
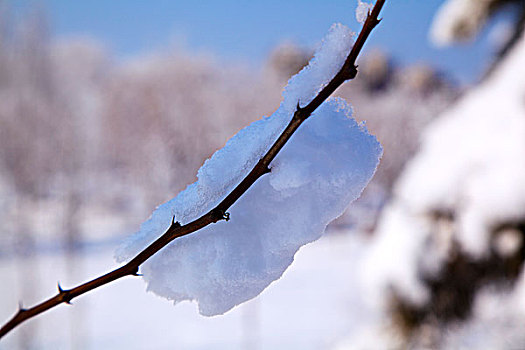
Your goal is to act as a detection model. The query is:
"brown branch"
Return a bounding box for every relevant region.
[0,0,386,340]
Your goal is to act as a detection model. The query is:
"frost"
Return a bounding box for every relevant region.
[356,1,374,25]
[115,23,382,316]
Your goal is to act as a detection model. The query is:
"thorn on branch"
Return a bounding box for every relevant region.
[128,266,142,277]
[293,101,306,121]
[171,216,181,228]
[210,209,231,222]
[57,282,72,304]
[342,64,358,80]
[367,13,381,27]
[17,301,26,313]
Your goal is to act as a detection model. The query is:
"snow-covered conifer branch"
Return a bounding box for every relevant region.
[0,0,385,339]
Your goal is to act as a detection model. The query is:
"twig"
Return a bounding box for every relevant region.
[0,0,386,340]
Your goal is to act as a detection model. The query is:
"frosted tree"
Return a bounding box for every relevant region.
[431,0,525,68]
[0,0,386,339]
[361,1,525,347]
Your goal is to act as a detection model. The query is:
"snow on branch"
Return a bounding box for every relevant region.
[0,0,386,339]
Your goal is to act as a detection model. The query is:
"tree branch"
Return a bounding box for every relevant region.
[0,0,386,340]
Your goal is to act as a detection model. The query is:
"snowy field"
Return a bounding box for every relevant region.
[0,231,373,350]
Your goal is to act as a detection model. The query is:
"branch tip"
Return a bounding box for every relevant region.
[57,282,64,293]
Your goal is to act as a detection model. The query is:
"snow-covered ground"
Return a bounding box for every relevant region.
[0,231,376,350]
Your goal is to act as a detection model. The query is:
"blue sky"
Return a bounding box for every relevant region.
[11,0,514,84]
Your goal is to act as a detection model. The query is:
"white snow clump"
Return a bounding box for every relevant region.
[116,23,382,316]
[356,1,374,25]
